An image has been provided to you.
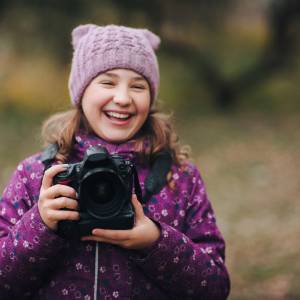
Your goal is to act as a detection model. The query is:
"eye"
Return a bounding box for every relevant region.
[100,81,115,86]
[132,84,146,90]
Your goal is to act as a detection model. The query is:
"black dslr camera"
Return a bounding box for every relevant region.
[53,145,137,239]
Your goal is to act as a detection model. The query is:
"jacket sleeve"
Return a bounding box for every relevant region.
[0,160,66,299]
[130,165,230,300]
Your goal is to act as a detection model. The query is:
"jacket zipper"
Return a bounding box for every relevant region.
[93,242,99,300]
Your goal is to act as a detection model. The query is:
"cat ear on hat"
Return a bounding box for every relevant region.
[71,24,98,48]
[141,29,161,50]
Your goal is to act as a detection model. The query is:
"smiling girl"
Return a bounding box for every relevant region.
[0,24,230,299]
[81,69,151,143]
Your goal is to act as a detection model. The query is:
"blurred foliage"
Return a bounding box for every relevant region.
[1,0,300,113]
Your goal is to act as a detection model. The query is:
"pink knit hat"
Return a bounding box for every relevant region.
[68,24,161,106]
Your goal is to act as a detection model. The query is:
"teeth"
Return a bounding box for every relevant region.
[106,112,130,119]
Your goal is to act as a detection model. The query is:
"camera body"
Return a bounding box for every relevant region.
[53,145,135,239]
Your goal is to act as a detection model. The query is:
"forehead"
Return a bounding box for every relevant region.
[98,69,146,81]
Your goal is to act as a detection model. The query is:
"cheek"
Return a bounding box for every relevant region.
[137,98,151,117]
[81,102,93,120]
[143,105,151,120]
[81,85,109,108]
[81,99,101,127]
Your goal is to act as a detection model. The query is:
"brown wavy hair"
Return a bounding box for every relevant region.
[41,105,190,165]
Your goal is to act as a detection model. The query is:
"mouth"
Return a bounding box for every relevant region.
[103,111,134,123]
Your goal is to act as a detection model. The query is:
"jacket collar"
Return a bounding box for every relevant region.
[72,131,142,162]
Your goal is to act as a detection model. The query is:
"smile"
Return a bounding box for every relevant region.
[103,111,135,125]
[105,111,132,120]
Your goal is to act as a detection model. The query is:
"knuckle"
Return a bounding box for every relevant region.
[112,232,121,239]
[65,212,72,219]
[59,185,75,197]
[57,184,66,190]
[67,198,77,209]
[54,185,62,194]
[66,211,78,220]
[45,210,53,221]
[44,169,51,176]
[61,197,68,207]
[69,187,77,198]
[123,233,130,240]
[52,185,63,198]
[71,200,79,209]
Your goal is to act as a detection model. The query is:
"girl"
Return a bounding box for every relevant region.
[0,24,230,299]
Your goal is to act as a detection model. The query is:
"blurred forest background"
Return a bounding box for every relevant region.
[0,0,300,299]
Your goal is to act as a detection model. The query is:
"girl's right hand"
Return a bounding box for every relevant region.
[38,164,80,231]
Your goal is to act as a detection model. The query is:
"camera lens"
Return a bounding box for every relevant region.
[80,169,126,218]
[92,180,114,204]
[84,173,115,204]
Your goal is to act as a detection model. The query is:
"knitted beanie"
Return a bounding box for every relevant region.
[68,24,161,106]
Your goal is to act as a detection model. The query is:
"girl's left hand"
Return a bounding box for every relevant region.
[81,194,161,250]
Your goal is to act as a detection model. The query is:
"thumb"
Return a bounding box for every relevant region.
[131,194,144,219]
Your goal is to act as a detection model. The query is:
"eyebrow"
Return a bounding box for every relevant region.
[102,72,146,81]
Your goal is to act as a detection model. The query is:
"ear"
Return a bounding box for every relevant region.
[141,29,161,50]
[71,24,98,48]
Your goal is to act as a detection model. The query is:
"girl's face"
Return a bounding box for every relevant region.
[81,69,151,143]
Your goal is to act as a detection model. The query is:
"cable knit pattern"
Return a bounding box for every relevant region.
[0,133,230,299]
[68,24,160,105]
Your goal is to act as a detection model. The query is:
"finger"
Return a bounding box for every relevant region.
[45,184,77,199]
[131,194,144,219]
[92,228,130,241]
[41,164,68,190]
[46,209,80,222]
[47,197,79,210]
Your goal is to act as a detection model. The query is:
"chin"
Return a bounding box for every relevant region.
[102,133,132,144]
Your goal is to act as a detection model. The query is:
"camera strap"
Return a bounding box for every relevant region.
[142,151,173,203]
[41,144,173,203]
[40,143,59,170]
[132,166,143,202]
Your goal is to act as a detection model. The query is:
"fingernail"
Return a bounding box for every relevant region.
[92,229,102,235]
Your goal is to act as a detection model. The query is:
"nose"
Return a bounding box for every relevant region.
[113,86,132,106]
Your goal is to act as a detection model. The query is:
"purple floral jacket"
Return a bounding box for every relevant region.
[0,133,230,300]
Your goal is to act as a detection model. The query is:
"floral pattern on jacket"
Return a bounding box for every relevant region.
[0,133,230,300]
